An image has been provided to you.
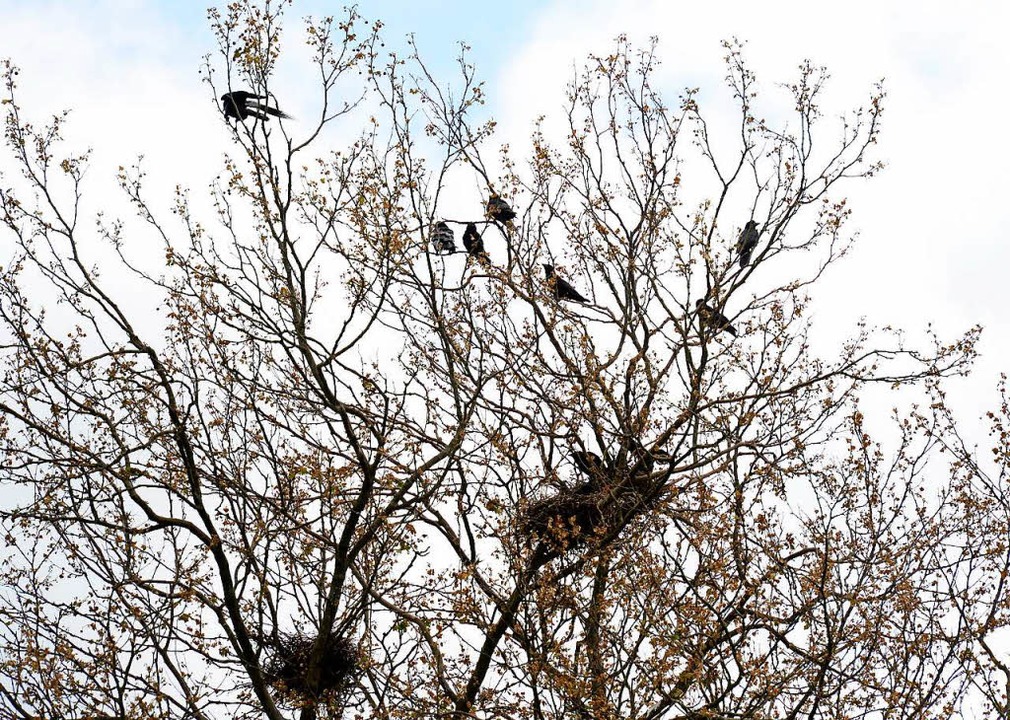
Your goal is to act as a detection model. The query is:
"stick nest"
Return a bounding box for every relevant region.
[520,478,656,549]
[263,631,359,703]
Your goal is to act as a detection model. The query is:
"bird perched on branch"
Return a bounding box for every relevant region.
[462,222,490,265]
[431,221,456,254]
[543,264,588,304]
[696,299,737,338]
[572,450,607,480]
[221,91,292,122]
[486,195,516,223]
[625,437,673,478]
[736,220,761,267]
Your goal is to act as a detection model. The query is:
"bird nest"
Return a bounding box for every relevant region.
[520,481,655,550]
[262,631,359,704]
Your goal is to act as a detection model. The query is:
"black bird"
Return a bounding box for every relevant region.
[736,220,761,267]
[695,299,737,338]
[572,450,607,480]
[486,195,517,223]
[543,264,588,304]
[625,438,673,478]
[221,91,292,122]
[431,221,456,254]
[462,222,490,265]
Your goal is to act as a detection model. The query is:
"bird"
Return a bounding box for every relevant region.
[695,299,737,338]
[221,91,292,122]
[486,195,517,223]
[462,222,490,265]
[736,220,761,267]
[543,264,588,304]
[624,437,673,480]
[431,221,456,254]
[572,450,607,480]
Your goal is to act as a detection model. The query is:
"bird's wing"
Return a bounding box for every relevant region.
[559,279,588,303]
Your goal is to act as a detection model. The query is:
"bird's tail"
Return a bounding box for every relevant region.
[262,106,293,119]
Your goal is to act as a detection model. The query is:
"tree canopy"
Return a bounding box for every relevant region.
[1,3,1007,720]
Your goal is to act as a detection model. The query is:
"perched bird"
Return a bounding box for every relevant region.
[736,220,761,267]
[462,222,490,265]
[572,450,607,480]
[695,299,737,338]
[543,264,589,304]
[431,221,456,254]
[221,91,292,122]
[625,438,673,477]
[486,195,517,223]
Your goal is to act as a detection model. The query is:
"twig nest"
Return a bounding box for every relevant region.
[263,631,360,704]
[520,481,654,550]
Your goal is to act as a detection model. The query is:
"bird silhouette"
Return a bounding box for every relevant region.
[462,222,491,265]
[572,450,607,480]
[543,264,588,304]
[736,220,761,267]
[695,299,737,337]
[431,221,456,254]
[486,195,517,223]
[221,91,291,122]
[624,437,673,480]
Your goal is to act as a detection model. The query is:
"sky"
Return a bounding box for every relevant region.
[1,0,1009,430]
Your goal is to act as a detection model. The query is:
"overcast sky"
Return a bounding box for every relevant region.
[1,0,1008,429]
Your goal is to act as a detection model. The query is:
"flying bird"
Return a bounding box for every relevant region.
[486,195,517,223]
[543,264,589,304]
[462,222,491,265]
[221,91,292,122]
[695,299,737,338]
[431,221,456,255]
[736,220,761,267]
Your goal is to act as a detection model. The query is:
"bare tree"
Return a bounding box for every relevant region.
[1,3,1006,720]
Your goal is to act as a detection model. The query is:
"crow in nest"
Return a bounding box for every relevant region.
[543,264,588,304]
[462,222,491,265]
[431,221,456,255]
[695,299,737,338]
[736,220,761,267]
[486,195,517,223]
[221,91,292,122]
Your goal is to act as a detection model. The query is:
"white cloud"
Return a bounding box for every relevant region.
[0,2,223,223]
[493,0,1010,421]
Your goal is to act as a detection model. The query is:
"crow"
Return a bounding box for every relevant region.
[736,220,761,267]
[624,437,673,479]
[431,221,456,254]
[695,299,737,338]
[572,450,607,479]
[462,222,490,265]
[221,91,292,122]
[543,264,588,304]
[486,195,517,223]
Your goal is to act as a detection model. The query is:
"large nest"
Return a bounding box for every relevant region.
[262,631,359,704]
[521,442,674,551]
[520,479,656,550]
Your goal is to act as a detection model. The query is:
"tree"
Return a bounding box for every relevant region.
[1,3,1007,719]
